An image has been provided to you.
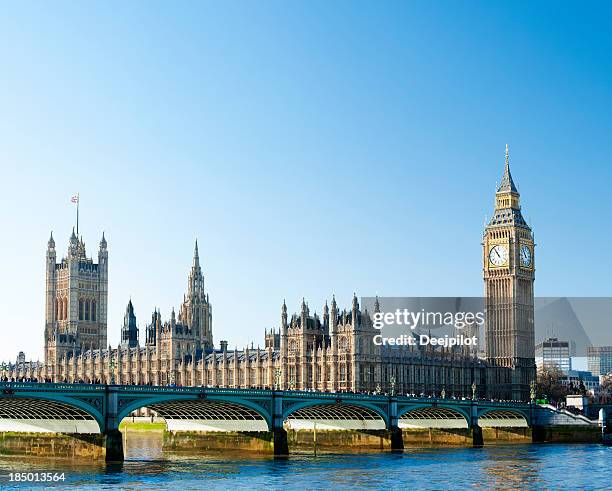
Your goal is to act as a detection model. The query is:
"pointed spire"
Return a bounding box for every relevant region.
[47,231,55,249]
[68,227,78,254]
[100,231,107,249]
[497,144,518,194]
[193,239,200,268]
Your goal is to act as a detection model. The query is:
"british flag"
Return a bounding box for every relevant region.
[71,194,79,203]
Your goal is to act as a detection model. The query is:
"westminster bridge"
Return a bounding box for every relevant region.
[0,382,608,460]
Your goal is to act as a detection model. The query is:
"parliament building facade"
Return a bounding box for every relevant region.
[3,147,536,401]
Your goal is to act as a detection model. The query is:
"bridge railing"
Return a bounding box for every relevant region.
[0,382,532,408]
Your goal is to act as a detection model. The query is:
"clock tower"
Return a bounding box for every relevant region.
[483,145,536,401]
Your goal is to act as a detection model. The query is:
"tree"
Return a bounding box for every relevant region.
[536,365,569,404]
[600,374,612,404]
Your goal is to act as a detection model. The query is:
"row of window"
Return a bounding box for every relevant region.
[79,299,97,321]
[53,298,97,321]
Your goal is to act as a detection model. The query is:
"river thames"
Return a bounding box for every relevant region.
[0,433,609,490]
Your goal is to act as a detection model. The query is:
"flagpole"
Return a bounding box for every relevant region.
[76,193,79,236]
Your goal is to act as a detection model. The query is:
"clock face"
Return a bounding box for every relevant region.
[489,244,508,267]
[520,244,532,267]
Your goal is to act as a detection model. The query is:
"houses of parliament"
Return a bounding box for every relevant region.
[2,147,536,401]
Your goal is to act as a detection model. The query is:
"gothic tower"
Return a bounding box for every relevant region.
[44,230,108,380]
[120,299,139,349]
[483,145,536,401]
[178,240,213,349]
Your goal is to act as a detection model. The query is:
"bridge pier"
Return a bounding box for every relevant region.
[273,428,289,456]
[600,408,612,446]
[531,425,545,443]
[271,393,289,456]
[103,429,124,462]
[471,404,483,447]
[388,401,403,450]
[471,425,484,447]
[389,426,404,451]
[103,386,124,461]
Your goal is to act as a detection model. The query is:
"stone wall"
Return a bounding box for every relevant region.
[163,431,274,453]
[287,429,394,452]
[532,425,601,443]
[0,432,107,459]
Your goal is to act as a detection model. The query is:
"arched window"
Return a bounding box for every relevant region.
[79,300,84,321]
[339,336,348,352]
[91,300,96,322]
[55,298,60,321]
[63,297,68,320]
[85,300,90,321]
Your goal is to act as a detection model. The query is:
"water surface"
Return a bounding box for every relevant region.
[0,432,608,490]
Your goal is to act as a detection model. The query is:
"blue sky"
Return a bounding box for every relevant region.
[1,2,611,361]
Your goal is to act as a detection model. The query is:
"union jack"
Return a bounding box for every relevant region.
[71,194,79,203]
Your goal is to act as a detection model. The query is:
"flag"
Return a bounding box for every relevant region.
[71,194,79,204]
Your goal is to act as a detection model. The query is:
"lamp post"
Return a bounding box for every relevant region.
[530,379,536,404]
[109,357,115,385]
[390,375,396,397]
[274,368,281,391]
[471,381,477,400]
[441,388,446,399]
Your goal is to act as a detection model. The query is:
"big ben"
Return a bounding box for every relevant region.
[483,145,536,401]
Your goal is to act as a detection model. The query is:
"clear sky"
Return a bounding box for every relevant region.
[1,1,611,362]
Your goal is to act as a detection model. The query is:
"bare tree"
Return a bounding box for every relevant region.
[600,374,612,404]
[536,365,569,404]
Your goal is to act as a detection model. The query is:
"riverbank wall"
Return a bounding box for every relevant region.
[0,432,109,459]
[0,424,604,461]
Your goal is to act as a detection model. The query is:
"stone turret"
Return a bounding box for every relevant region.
[120,300,138,349]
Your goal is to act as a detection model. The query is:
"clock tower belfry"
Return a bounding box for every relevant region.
[483,145,536,401]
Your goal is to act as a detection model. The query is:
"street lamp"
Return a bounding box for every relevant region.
[274,368,281,391]
[471,381,477,400]
[530,380,536,403]
[390,375,396,397]
[441,388,446,399]
[109,357,115,385]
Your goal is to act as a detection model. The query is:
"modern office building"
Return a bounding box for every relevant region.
[587,346,612,377]
[535,338,572,374]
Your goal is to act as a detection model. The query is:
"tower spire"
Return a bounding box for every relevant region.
[193,239,200,269]
[497,144,518,194]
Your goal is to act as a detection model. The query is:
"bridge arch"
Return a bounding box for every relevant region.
[477,408,529,427]
[398,405,470,429]
[283,400,389,430]
[116,394,272,431]
[0,396,102,433]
